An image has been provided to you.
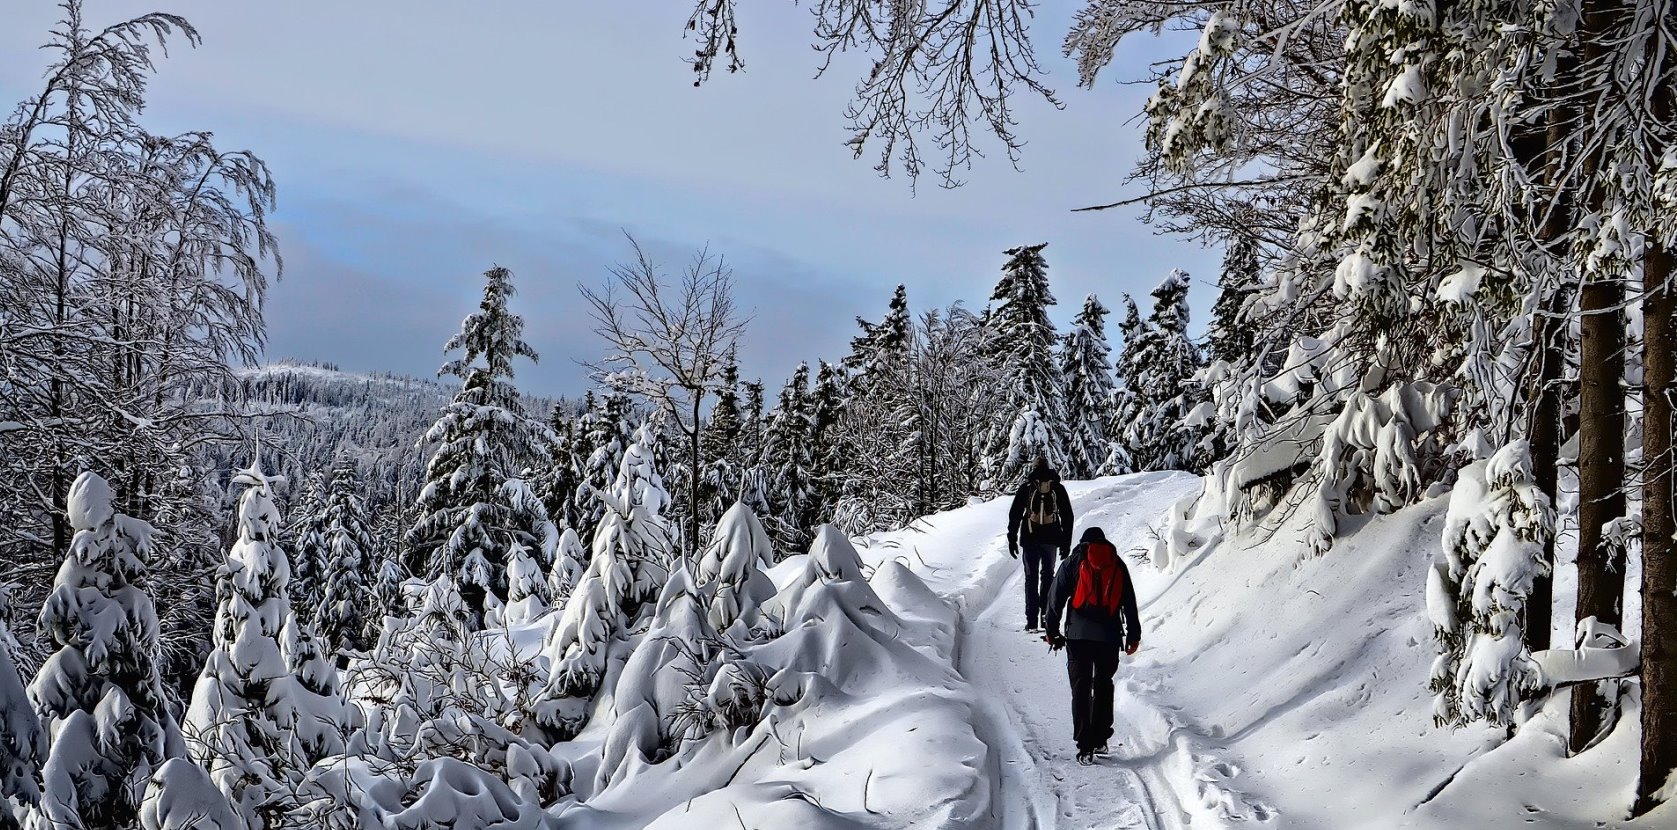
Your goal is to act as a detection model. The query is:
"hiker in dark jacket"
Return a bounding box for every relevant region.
[1007,457,1074,632]
[1044,526,1142,765]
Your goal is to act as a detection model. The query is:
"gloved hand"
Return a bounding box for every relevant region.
[1008,541,1019,559]
[1125,639,1140,656]
[1044,632,1064,652]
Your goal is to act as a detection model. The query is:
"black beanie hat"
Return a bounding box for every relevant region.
[1080,527,1106,544]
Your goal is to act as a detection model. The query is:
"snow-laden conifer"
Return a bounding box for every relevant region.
[694,503,777,635]
[1060,294,1117,479]
[185,460,313,825]
[534,421,676,738]
[981,244,1068,487]
[0,585,43,830]
[30,472,180,830]
[314,460,376,655]
[1430,440,1555,728]
[407,266,557,630]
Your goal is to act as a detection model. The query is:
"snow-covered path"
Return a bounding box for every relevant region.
[864,473,1207,830]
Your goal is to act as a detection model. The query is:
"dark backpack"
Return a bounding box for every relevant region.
[1071,541,1125,616]
[1026,486,1061,533]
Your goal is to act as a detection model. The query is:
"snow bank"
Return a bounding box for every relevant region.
[551,526,990,829]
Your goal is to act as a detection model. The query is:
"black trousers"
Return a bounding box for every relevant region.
[1022,542,1057,626]
[1066,639,1122,752]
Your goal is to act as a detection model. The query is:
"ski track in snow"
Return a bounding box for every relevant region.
[889,474,1273,830]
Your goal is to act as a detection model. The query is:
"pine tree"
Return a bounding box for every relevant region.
[30,472,181,830]
[534,422,676,739]
[762,364,817,551]
[287,471,329,617]
[1121,270,1207,472]
[980,244,1068,488]
[407,266,556,630]
[1060,294,1117,479]
[807,360,849,527]
[0,586,44,830]
[695,503,777,635]
[1206,238,1260,365]
[185,460,311,828]
[700,348,745,530]
[548,527,588,606]
[834,286,919,533]
[314,460,376,655]
[370,552,411,642]
[572,392,633,542]
[535,403,584,534]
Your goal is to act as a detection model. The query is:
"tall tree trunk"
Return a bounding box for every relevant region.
[1571,280,1627,754]
[1570,0,1628,756]
[690,392,701,564]
[1637,236,1676,815]
[1526,69,1578,652]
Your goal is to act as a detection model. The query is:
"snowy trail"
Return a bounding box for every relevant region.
[955,475,1197,830]
[861,472,1213,830]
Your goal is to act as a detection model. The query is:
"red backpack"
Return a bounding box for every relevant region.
[1071,541,1125,616]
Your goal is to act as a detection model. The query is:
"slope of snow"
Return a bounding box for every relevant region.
[852,471,1670,830]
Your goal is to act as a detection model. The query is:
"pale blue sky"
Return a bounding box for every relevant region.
[1,0,1218,396]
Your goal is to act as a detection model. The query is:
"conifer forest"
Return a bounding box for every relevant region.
[1,1,1675,827]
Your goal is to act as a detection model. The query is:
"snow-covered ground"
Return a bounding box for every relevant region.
[832,472,1671,830]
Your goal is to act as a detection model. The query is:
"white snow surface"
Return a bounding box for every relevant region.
[144,472,1675,828]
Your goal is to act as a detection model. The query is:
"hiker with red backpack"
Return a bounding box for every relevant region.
[1043,526,1142,766]
[1006,457,1074,633]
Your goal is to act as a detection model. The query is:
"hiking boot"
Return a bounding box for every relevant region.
[1025,623,1041,633]
[1075,750,1095,766]
[1093,743,1110,756]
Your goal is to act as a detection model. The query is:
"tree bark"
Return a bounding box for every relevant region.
[1570,0,1629,756]
[1637,236,1676,814]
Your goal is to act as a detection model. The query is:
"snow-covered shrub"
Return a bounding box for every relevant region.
[0,585,43,830]
[285,624,359,765]
[140,758,247,830]
[1429,440,1555,727]
[598,568,720,788]
[502,543,551,625]
[1305,382,1455,554]
[29,472,181,830]
[547,527,588,605]
[694,503,777,635]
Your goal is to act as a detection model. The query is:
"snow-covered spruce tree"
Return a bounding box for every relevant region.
[761,364,818,551]
[1120,269,1207,473]
[699,347,745,532]
[535,402,585,533]
[548,527,588,607]
[533,421,676,739]
[0,586,43,830]
[185,459,315,826]
[572,392,634,542]
[314,459,376,655]
[1207,238,1260,365]
[807,360,850,528]
[1060,294,1117,480]
[980,243,1068,488]
[29,472,181,830]
[283,623,356,766]
[503,543,552,625]
[1100,295,1146,476]
[695,503,778,635]
[370,552,412,639]
[407,265,556,630]
[833,285,920,534]
[1429,441,1555,728]
[287,471,329,616]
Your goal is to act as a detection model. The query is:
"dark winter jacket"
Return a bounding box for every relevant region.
[1007,466,1073,552]
[1046,529,1141,648]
